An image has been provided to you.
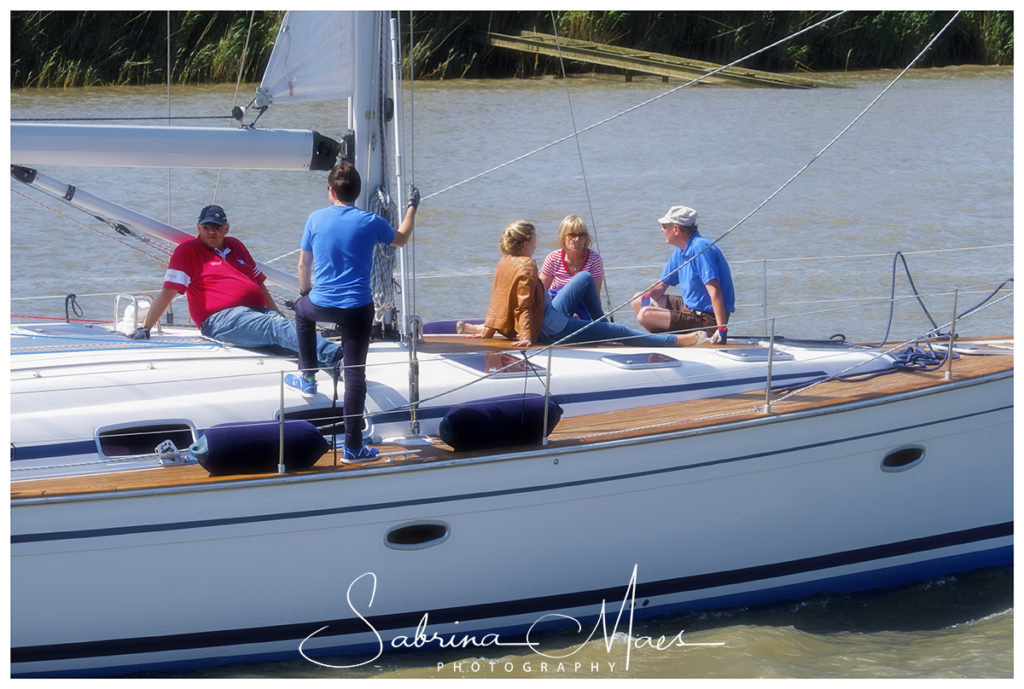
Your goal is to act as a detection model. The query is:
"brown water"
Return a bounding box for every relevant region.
[9,67,1014,678]
[10,67,1013,342]
[149,567,1011,679]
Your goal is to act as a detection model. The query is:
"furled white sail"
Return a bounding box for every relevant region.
[255,11,355,108]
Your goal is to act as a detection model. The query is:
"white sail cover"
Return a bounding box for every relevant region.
[255,11,355,107]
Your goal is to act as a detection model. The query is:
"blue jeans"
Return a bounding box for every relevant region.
[201,306,341,366]
[551,318,678,347]
[544,273,677,347]
[551,271,605,323]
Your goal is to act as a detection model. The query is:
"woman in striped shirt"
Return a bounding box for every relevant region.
[540,215,604,319]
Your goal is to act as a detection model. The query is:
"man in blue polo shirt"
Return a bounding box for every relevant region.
[632,205,735,344]
[289,161,419,462]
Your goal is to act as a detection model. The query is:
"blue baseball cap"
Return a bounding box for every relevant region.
[198,205,228,225]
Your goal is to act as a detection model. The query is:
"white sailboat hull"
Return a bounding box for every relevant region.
[11,362,1011,676]
[10,8,1012,678]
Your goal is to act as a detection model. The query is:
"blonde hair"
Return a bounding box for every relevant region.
[556,214,591,251]
[499,220,536,256]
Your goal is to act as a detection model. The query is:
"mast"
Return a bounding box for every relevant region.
[389,15,412,337]
[347,11,426,443]
[349,12,386,213]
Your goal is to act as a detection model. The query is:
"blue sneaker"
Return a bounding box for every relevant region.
[285,373,317,398]
[342,445,379,464]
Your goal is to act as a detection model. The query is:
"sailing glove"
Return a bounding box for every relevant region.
[128,326,150,340]
[710,326,727,345]
[407,184,421,210]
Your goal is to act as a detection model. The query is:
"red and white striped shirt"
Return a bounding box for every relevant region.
[540,249,604,290]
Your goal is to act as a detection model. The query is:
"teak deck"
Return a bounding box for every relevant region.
[11,342,1012,501]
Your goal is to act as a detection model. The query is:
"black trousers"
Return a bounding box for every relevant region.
[294,296,374,450]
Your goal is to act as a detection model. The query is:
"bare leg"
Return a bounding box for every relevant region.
[457,320,486,336]
[637,305,678,333]
[675,332,707,347]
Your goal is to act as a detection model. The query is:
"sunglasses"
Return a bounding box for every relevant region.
[567,232,588,238]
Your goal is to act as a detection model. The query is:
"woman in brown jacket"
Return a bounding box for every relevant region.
[462,221,704,349]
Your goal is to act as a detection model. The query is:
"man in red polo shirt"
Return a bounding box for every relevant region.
[128,205,341,366]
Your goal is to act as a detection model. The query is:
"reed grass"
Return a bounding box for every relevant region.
[10,10,1013,89]
[11,10,283,88]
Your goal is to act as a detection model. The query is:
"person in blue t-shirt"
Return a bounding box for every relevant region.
[631,205,735,344]
[289,161,419,462]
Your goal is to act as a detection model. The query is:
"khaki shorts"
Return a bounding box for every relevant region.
[636,295,725,335]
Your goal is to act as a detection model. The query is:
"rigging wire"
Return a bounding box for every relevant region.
[428,10,977,384]
[699,11,966,256]
[547,10,612,314]
[422,10,849,202]
[10,187,173,264]
[11,12,1009,431]
[213,10,258,204]
[408,10,416,183]
[616,10,968,333]
[166,11,173,225]
[231,12,257,108]
[396,11,415,321]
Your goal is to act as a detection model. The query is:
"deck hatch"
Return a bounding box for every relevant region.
[600,352,682,369]
[443,352,545,377]
[717,348,795,362]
